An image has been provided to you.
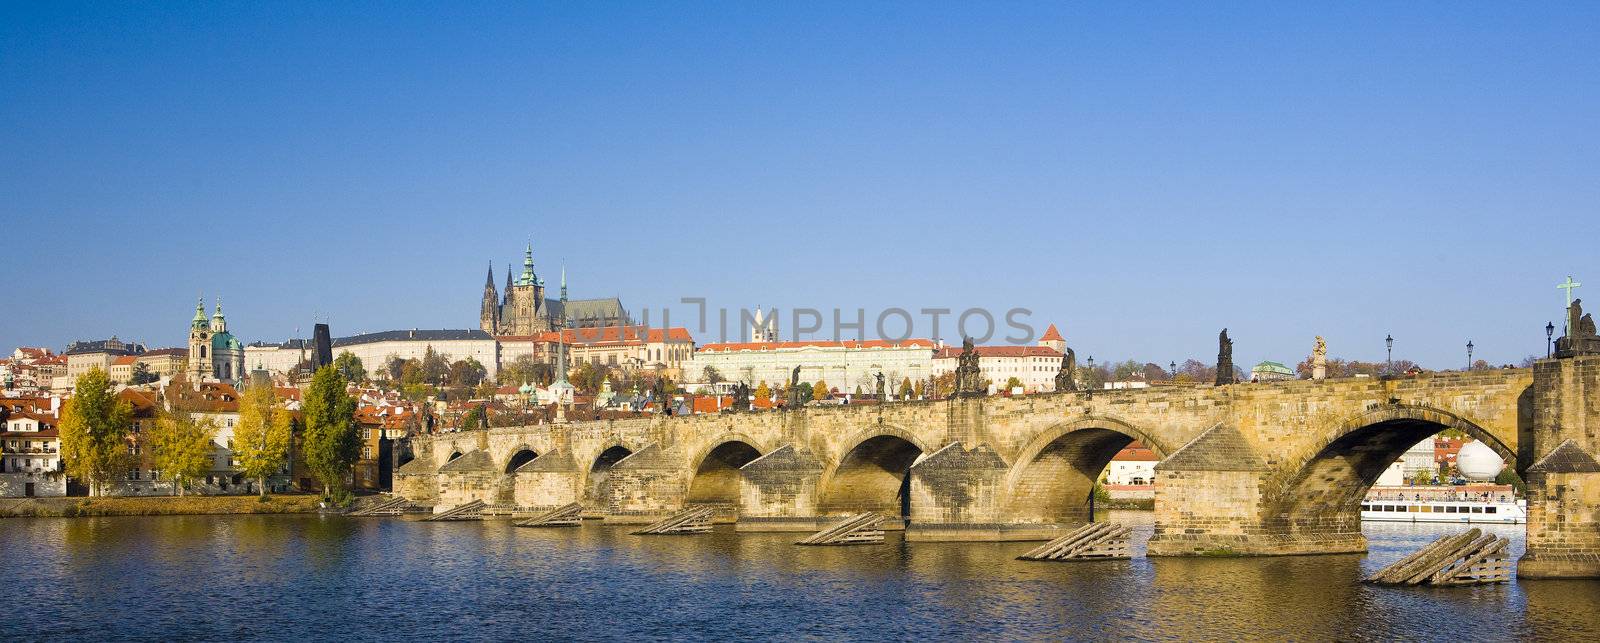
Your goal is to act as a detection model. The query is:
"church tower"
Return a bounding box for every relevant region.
[479,262,500,334]
[188,297,213,379]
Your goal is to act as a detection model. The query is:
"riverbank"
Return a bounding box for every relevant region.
[0,494,323,518]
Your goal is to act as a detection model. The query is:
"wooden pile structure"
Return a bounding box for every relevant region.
[632,506,716,535]
[515,503,583,528]
[795,512,885,546]
[421,499,487,522]
[348,496,425,517]
[1365,528,1512,586]
[1017,522,1132,561]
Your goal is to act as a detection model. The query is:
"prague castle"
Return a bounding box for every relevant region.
[479,244,627,336]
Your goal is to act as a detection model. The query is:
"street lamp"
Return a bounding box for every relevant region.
[1385,334,1394,376]
[1466,340,1474,370]
[1547,322,1555,358]
[1170,360,1177,380]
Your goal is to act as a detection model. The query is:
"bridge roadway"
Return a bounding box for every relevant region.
[395,355,1600,578]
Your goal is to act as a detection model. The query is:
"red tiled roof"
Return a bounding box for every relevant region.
[112,355,138,366]
[1112,444,1159,462]
[698,339,936,353]
[934,345,1061,359]
[1040,324,1064,342]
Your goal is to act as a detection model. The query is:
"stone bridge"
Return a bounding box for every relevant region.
[396,356,1600,578]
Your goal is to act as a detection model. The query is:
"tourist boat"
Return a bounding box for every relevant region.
[1359,498,1526,524]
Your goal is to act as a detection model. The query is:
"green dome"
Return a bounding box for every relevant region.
[211,331,241,351]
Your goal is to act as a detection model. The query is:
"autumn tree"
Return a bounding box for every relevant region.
[754,381,771,402]
[150,399,217,496]
[58,368,132,496]
[302,366,358,499]
[900,377,913,399]
[234,383,292,497]
[1004,376,1023,392]
[812,380,830,401]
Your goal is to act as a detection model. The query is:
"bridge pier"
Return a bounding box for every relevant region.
[603,444,688,524]
[511,450,581,511]
[1519,356,1600,579]
[736,445,829,532]
[906,442,1057,541]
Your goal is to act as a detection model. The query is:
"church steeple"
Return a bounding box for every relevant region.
[560,265,568,302]
[191,296,208,330]
[480,261,500,334]
[211,299,227,333]
[519,242,538,286]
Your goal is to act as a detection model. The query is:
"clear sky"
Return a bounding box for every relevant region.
[2,3,1596,369]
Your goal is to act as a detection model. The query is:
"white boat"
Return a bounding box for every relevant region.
[1360,498,1526,524]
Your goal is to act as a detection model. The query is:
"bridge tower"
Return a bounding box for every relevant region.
[1519,302,1600,578]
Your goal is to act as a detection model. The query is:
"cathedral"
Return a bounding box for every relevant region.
[188,298,245,382]
[479,244,628,336]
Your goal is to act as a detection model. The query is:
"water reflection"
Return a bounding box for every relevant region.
[3,513,1597,640]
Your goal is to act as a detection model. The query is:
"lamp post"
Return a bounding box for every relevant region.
[1170,360,1177,381]
[1547,321,1555,358]
[1385,334,1394,376]
[1466,340,1474,370]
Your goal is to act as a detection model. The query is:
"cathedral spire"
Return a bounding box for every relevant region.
[560,265,567,302]
[485,261,495,288]
[520,242,538,286]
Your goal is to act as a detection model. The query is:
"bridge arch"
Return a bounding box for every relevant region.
[816,425,932,524]
[581,444,636,512]
[1004,415,1165,525]
[504,447,539,474]
[1264,404,1515,544]
[684,435,767,510]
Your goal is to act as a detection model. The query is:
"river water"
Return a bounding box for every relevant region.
[4,511,1598,641]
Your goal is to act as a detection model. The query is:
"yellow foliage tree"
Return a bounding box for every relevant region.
[58,368,132,496]
[812,380,830,401]
[234,383,293,497]
[151,402,217,496]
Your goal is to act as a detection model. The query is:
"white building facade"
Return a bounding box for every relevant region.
[686,339,937,393]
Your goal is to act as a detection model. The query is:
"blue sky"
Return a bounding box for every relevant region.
[2,3,1596,369]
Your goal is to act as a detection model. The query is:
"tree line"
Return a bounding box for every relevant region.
[59,366,361,502]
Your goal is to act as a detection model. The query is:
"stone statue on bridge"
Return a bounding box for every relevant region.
[731,381,751,412]
[875,371,886,400]
[955,337,984,397]
[1312,336,1328,381]
[1054,347,1078,392]
[1216,328,1237,385]
[1556,298,1600,357]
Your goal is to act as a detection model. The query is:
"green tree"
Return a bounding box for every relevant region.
[129,361,159,385]
[420,346,450,386]
[384,354,407,383]
[302,366,359,498]
[812,380,830,401]
[234,383,292,497]
[900,377,913,400]
[1004,376,1023,392]
[796,382,815,404]
[150,400,216,496]
[571,361,606,395]
[58,368,132,496]
[449,357,488,388]
[334,350,366,383]
[914,380,926,400]
[704,366,726,384]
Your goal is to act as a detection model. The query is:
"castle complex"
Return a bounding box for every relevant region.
[479,244,627,336]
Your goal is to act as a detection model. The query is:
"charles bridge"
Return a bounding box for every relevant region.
[395,353,1600,579]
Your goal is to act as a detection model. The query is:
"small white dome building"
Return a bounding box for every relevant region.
[1456,440,1505,481]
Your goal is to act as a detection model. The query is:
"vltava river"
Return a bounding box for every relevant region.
[4,511,1598,641]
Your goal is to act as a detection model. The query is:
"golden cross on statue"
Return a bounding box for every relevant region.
[1558,275,1582,307]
